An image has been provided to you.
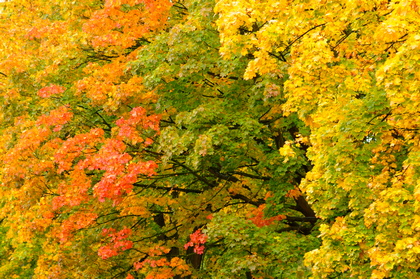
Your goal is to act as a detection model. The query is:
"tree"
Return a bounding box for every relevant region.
[1,0,419,278]
[216,0,420,277]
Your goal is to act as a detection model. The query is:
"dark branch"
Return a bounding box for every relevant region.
[283,23,326,54]
[171,158,216,188]
[230,193,265,206]
[133,182,203,193]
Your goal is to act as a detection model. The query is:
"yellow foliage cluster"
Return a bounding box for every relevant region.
[217,0,420,277]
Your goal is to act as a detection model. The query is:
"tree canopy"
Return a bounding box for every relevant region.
[0,0,419,278]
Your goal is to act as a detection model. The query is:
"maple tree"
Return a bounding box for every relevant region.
[216,0,420,277]
[0,0,420,278]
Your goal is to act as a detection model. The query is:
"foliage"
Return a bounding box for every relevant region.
[0,0,419,278]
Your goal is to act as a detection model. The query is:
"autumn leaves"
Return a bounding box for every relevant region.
[0,0,419,278]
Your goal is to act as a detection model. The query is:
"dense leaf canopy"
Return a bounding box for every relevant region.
[0,0,419,278]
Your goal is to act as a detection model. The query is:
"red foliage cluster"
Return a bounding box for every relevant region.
[36,105,73,132]
[38,84,65,98]
[98,227,133,259]
[184,229,208,255]
[116,106,161,145]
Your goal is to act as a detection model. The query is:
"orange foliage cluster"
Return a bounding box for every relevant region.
[52,170,92,209]
[54,212,98,243]
[134,255,191,279]
[83,0,172,48]
[248,204,286,228]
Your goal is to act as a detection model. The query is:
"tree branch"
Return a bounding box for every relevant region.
[133,182,203,193]
[171,158,216,188]
[230,193,265,207]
